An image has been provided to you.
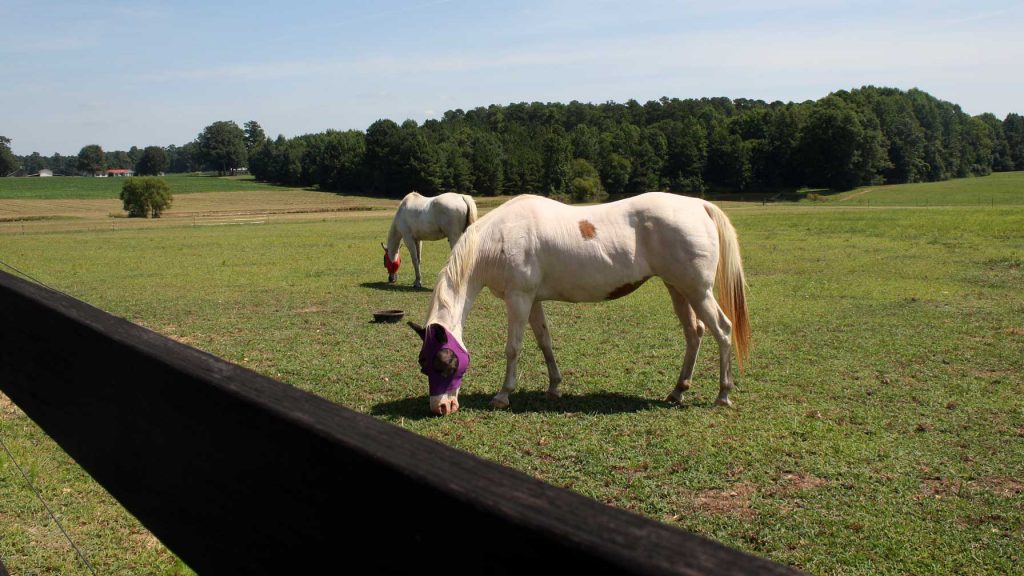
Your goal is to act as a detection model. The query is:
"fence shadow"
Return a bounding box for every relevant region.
[359,281,432,293]
[370,390,700,420]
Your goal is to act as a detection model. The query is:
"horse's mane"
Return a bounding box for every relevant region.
[428,223,478,320]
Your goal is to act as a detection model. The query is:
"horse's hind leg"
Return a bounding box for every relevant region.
[529,301,563,400]
[665,284,704,403]
[491,292,533,409]
[689,289,735,407]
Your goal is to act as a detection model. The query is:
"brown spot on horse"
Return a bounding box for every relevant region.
[605,276,651,300]
[578,220,597,240]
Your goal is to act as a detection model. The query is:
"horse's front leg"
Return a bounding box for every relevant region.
[491,293,532,409]
[402,233,423,288]
[529,301,563,400]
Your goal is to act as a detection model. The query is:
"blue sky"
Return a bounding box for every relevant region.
[3,0,1023,155]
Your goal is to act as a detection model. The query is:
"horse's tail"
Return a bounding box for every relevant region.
[703,201,750,370]
[462,194,478,230]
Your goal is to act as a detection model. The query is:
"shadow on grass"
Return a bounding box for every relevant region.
[370,390,699,421]
[359,281,433,293]
[702,187,836,203]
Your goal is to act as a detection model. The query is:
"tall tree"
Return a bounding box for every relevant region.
[654,118,707,193]
[77,144,106,175]
[977,113,1013,171]
[798,96,888,191]
[300,130,366,192]
[167,142,199,173]
[704,120,750,192]
[0,136,19,176]
[569,158,605,202]
[437,139,473,193]
[467,130,504,195]
[128,145,143,167]
[49,152,74,175]
[105,150,132,170]
[365,119,404,196]
[136,146,169,176]
[23,151,48,174]
[244,121,267,154]
[501,127,543,195]
[401,120,443,194]
[1004,113,1024,170]
[197,121,247,175]
[539,126,572,196]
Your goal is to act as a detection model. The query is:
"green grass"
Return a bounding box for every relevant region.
[815,171,1024,206]
[0,174,286,199]
[1,174,1023,574]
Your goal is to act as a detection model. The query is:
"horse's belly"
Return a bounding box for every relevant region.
[417,229,447,242]
[537,261,652,303]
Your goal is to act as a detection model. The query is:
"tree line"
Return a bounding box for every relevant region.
[4,142,200,177]
[2,120,264,177]
[5,86,1024,198]
[248,86,1024,198]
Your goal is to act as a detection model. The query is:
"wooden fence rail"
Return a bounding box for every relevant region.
[0,270,803,575]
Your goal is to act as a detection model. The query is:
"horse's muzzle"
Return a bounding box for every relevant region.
[430,393,459,416]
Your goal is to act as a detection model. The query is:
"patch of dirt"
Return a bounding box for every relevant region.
[777,472,829,494]
[295,305,325,314]
[971,368,1015,382]
[920,477,964,499]
[693,482,757,520]
[973,476,1024,498]
[919,476,1023,500]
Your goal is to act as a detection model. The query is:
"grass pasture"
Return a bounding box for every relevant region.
[0,174,284,200]
[1,175,1022,574]
[825,171,1024,207]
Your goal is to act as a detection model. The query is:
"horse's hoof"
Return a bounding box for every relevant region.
[546,389,562,401]
[666,392,682,404]
[714,397,733,408]
[490,397,510,409]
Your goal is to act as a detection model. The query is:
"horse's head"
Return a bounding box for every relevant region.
[408,321,469,416]
[381,242,401,283]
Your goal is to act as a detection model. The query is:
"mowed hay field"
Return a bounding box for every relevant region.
[1,175,1022,574]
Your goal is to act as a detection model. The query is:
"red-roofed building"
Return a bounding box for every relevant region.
[96,169,134,177]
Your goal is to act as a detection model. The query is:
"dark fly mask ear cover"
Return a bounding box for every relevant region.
[418,324,469,396]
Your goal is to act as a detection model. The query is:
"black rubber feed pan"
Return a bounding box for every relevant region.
[373,309,405,323]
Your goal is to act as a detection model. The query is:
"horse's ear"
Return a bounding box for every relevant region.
[380,242,388,252]
[407,321,426,341]
[431,324,447,344]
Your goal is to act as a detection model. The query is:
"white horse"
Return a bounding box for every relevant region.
[382,192,479,288]
[409,192,751,416]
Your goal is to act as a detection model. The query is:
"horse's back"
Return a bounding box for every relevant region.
[476,193,719,301]
[395,192,470,241]
[484,193,714,249]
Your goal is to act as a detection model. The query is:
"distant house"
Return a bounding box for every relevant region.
[96,169,134,177]
[37,169,53,177]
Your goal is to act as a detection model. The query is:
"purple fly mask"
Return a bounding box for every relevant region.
[418,324,470,396]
